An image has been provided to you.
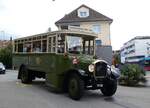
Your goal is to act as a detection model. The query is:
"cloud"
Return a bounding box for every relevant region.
[0,0,5,11]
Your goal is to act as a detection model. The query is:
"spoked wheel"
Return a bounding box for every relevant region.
[68,73,84,100]
[101,79,117,96]
[20,66,32,84]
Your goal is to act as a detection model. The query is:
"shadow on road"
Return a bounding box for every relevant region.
[26,79,107,100]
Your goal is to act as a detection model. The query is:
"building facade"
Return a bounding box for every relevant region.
[121,36,150,63]
[55,4,113,46]
[0,40,11,49]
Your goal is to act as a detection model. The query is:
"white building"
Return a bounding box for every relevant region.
[121,36,150,63]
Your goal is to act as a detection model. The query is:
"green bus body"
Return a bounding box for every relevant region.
[13,53,93,91]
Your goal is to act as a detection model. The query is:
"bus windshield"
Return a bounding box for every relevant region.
[67,36,82,54]
[66,36,94,55]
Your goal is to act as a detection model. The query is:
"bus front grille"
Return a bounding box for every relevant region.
[95,62,107,77]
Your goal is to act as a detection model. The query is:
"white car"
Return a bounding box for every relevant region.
[0,62,6,74]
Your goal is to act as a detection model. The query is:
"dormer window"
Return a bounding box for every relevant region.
[78,7,89,18]
[80,12,87,17]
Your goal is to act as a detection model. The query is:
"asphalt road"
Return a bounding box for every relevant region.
[0,70,150,108]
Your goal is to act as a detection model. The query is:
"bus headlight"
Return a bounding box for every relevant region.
[88,64,94,72]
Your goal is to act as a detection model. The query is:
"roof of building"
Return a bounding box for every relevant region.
[124,36,150,45]
[133,36,150,40]
[55,4,113,25]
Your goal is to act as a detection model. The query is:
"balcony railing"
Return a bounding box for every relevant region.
[68,26,94,33]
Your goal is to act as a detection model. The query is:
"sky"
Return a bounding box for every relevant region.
[0,0,150,50]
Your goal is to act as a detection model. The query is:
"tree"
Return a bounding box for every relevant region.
[112,52,121,67]
[0,43,12,68]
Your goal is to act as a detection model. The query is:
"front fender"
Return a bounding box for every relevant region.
[77,69,88,77]
[110,68,120,79]
[111,71,120,79]
[65,68,88,78]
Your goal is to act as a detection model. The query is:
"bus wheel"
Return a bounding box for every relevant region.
[68,73,84,100]
[101,79,117,96]
[20,66,32,84]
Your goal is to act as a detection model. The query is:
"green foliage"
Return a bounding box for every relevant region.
[112,52,121,66]
[0,44,12,68]
[119,64,146,86]
[114,54,121,64]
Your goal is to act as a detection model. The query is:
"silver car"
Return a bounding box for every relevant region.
[0,62,6,74]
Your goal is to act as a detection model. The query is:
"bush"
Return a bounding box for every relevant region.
[119,64,146,86]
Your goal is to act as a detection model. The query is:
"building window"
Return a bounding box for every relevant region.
[78,7,89,18]
[125,55,145,61]
[92,25,101,34]
[95,40,101,46]
[80,12,87,17]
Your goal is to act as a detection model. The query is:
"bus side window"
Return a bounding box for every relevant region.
[33,41,41,52]
[14,44,17,52]
[52,37,56,52]
[23,43,31,52]
[57,35,65,53]
[83,40,94,55]
[27,44,31,52]
[42,40,47,52]
[84,41,89,54]
[18,44,23,52]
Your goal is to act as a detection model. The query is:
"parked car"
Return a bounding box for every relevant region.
[0,62,6,74]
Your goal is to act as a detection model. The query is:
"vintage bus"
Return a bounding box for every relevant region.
[13,28,120,100]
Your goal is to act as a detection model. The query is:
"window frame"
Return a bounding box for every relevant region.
[80,11,87,17]
[92,25,101,34]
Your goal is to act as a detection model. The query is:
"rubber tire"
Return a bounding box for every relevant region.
[101,79,117,96]
[3,70,5,74]
[68,73,84,100]
[2,70,5,74]
[20,66,32,84]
